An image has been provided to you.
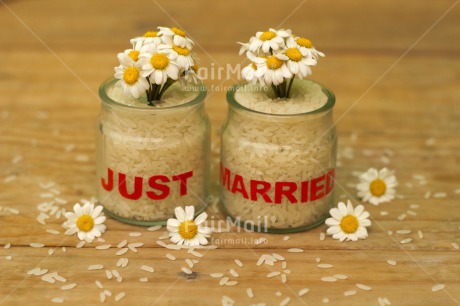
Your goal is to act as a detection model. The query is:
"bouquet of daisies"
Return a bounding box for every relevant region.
[114,27,199,106]
[239,28,324,99]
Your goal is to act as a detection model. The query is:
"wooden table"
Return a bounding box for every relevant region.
[1,0,460,305]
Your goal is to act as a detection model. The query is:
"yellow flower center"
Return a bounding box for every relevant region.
[179,220,198,240]
[296,37,313,48]
[143,31,158,38]
[340,215,359,234]
[128,50,140,62]
[260,31,277,41]
[122,67,140,85]
[172,45,190,56]
[266,56,284,70]
[285,48,302,62]
[251,62,257,70]
[370,179,387,196]
[171,27,186,37]
[76,215,94,232]
[150,53,169,70]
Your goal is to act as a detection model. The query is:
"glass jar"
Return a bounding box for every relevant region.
[220,79,336,233]
[97,79,210,226]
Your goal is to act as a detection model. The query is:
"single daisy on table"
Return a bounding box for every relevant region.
[63,202,106,243]
[254,54,292,86]
[325,200,371,242]
[357,168,398,205]
[138,51,179,85]
[158,27,194,50]
[114,63,149,99]
[167,206,212,246]
[249,28,291,53]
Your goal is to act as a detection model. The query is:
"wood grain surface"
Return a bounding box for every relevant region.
[1,0,460,305]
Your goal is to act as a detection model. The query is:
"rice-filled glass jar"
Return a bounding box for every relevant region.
[97,78,210,226]
[220,79,336,233]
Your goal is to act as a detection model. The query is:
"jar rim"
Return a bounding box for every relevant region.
[226,79,335,117]
[99,78,207,111]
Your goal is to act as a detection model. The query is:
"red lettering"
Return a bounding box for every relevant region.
[326,168,335,195]
[301,180,309,203]
[310,174,326,201]
[220,163,231,191]
[101,168,114,191]
[250,180,273,203]
[146,175,171,200]
[118,172,143,200]
[231,174,249,199]
[275,182,298,204]
[172,171,193,196]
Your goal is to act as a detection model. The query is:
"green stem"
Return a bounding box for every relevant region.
[271,84,280,97]
[158,79,175,100]
[286,77,295,99]
[281,81,287,98]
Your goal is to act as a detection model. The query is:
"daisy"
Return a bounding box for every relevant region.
[325,200,371,242]
[357,168,397,205]
[277,47,317,78]
[241,52,264,85]
[117,39,145,67]
[286,36,325,60]
[181,63,200,85]
[130,30,163,47]
[114,63,150,98]
[63,202,106,243]
[138,50,179,85]
[158,43,194,70]
[158,27,194,50]
[167,206,212,246]
[249,28,291,53]
[254,54,292,86]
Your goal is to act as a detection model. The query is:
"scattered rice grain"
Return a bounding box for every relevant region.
[115,292,126,302]
[451,242,459,250]
[166,253,176,261]
[344,290,357,296]
[317,264,333,269]
[321,276,337,282]
[30,243,45,248]
[235,259,243,267]
[400,238,413,244]
[387,260,397,266]
[280,297,290,306]
[356,283,372,291]
[247,288,254,298]
[396,230,411,235]
[76,241,85,248]
[46,229,60,235]
[61,283,76,290]
[116,248,129,256]
[298,288,309,296]
[141,265,154,273]
[287,248,304,253]
[432,284,445,292]
[129,232,142,237]
[96,244,111,250]
[88,264,104,271]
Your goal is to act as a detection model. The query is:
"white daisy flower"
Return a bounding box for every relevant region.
[158,43,194,70]
[254,54,292,86]
[357,168,398,205]
[158,27,194,50]
[117,39,144,66]
[277,47,317,79]
[114,63,149,99]
[325,200,371,242]
[286,36,325,60]
[138,51,179,85]
[167,206,212,246]
[63,202,106,243]
[130,30,163,47]
[249,28,291,53]
[241,52,264,85]
[180,63,201,86]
